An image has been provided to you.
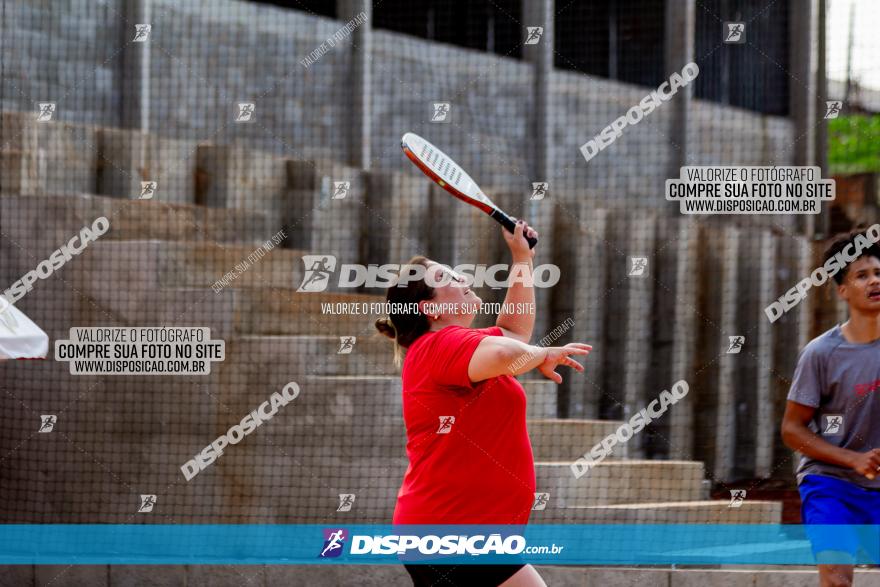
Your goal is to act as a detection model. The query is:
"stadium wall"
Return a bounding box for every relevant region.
[0,0,795,206]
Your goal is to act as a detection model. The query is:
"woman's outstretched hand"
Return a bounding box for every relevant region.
[503,219,538,260]
[537,343,592,384]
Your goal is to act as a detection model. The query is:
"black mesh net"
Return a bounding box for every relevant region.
[1,0,879,583]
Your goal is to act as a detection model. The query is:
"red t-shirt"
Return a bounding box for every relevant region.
[392,325,536,525]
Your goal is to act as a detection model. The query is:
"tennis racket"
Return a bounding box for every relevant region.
[401,132,537,249]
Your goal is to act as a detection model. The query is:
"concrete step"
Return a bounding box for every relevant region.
[84,240,305,291]
[69,253,378,334]
[279,566,880,587]
[281,159,367,263]
[535,460,705,507]
[195,144,289,214]
[529,499,782,524]
[184,374,558,465]
[0,193,278,245]
[301,375,557,421]
[528,418,627,462]
[225,334,398,378]
[6,565,880,587]
[232,288,385,335]
[0,112,98,197]
[3,363,552,445]
[257,374,557,459]
[84,239,369,294]
[97,127,197,204]
[69,284,236,337]
[167,241,302,291]
[0,426,406,523]
[195,455,408,523]
[0,111,197,202]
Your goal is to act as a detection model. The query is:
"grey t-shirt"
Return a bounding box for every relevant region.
[787,324,880,488]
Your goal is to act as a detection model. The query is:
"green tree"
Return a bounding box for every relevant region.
[828,115,880,174]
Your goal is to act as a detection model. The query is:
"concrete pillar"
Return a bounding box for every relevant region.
[285,159,366,264]
[0,113,40,195]
[755,231,776,477]
[115,0,150,201]
[522,0,552,189]
[815,0,830,237]
[120,0,150,132]
[523,0,554,340]
[337,0,372,169]
[0,151,40,196]
[668,218,699,460]
[96,128,147,199]
[564,205,609,419]
[196,144,287,214]
[791,0,818,167]
[621,211,656,459]
[790,0,818,235]
[664,0,695,187]
[714,226,740,482]
[365,171,432,265]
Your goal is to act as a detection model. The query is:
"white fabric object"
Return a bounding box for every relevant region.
[0,298,49,360]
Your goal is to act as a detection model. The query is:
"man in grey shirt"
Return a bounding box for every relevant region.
[788,324,880,488]
[782,227,880,587]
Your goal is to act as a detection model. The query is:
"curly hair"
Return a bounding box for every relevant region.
[823,226,880,285]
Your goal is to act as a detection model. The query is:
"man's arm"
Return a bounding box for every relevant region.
[781,400,880,477]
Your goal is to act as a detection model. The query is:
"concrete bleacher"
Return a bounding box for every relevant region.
[0,110,834,585]
[5,565,880,586]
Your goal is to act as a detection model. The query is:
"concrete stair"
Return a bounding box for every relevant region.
[535,460,707,507]
[232,288,385,335]
[224,334,399,377]
[301,375,558,421]
[84,240,305,291]
[0,194,785,528]
[83,238,367,294]
[0,120,790,535]
[528,417,628,461]
[0,193,277,244]
[4,565,879,586]
[69,279,381,338]
[530,499,782,524]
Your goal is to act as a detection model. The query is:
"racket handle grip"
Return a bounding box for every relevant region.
[494,211,538,249]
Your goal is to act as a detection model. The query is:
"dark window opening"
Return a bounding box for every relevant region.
[694,0,790,115]
[251,0,791,116]
[555,0,665,88]
[373,0,523,59]
[251,0,336,19]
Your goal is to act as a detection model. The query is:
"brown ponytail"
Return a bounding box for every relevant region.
[374,255,435,368]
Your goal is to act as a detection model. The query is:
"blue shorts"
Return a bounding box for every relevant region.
[799,474,880,564]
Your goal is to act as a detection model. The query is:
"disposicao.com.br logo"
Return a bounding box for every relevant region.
[318,529,563,558]
[297,256,560,292]
[319,528,349,558]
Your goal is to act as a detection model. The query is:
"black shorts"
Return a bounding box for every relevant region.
[403,563,525,586]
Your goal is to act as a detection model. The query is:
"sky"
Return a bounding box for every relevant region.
[827,0,879,90]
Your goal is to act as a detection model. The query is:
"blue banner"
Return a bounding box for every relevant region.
[0,524,877,565]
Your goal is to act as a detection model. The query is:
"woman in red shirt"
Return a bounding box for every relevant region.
[375,220,591,587]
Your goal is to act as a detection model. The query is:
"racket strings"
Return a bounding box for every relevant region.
[409,134,467,188]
